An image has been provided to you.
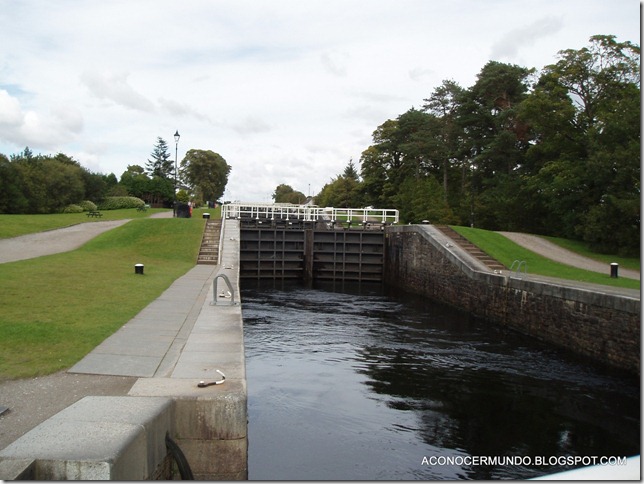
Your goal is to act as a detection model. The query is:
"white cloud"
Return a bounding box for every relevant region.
[491,16,565,60]
[80,70,156,112]
[231,116,273,136]
[158,97,212,122]
[0,89,84,150]
[0,90,23,125]
[320,51,350,77]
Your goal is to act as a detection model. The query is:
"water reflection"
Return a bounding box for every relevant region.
[242,281,639,480]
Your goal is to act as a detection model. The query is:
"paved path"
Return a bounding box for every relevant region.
[498,231,640,280]
[0,220,131,264]
[68,264,218,377]
[0,210,173,264]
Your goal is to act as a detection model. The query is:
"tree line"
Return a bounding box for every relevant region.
[311,35,639,256]
[0,138,231,213]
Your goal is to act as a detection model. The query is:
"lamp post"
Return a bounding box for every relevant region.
[173,130,180,217]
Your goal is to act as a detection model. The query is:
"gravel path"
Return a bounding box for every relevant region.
[498,231,640,280]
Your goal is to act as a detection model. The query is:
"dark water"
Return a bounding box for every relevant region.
[241,281,640,480]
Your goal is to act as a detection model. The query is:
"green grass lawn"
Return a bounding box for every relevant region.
[0,216,206,380]
[0,208,172,239]
[450,226,640,290]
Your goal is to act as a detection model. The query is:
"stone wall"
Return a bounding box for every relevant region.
[385,225,640,374]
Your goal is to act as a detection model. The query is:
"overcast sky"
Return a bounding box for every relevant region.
[0,0,639,203]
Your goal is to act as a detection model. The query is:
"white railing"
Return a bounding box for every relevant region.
[221,203,399,224]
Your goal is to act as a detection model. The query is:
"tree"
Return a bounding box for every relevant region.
[0,154,28,213]
[343,158,359,180]
[457,61,535,229]
[119,165,150,199]
[316,160,364,208]
[422,80,467,203]
[273,184,306,204]
[521,35,640,253]
[395,175,457,224]
[146,137,174,179]
[180,149,230,202]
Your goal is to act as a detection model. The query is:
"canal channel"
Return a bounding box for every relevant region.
[241,281,639,480]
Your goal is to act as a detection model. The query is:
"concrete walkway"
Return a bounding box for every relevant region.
[69,264,218,378]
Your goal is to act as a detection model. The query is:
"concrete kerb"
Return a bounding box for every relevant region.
[0,218,247,480]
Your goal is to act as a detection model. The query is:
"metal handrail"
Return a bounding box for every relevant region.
[221,203,399,224]
[212,273,238,306]
[510,260,527,276]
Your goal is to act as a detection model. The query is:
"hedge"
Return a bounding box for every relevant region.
[97,196,145,210]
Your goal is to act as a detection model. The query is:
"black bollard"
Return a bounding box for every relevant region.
[610,263,619,278]
[203,213,210,219]
[135,263,144,275]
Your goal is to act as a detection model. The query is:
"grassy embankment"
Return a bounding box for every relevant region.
[0,208,216,379]
[450,226,640,290]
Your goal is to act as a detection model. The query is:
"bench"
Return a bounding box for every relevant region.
[86,211,103,218]
[137,204,149,212]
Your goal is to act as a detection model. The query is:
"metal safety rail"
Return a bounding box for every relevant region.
[221,203,399,225]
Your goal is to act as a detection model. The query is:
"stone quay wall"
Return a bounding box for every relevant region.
[384,225,640,374]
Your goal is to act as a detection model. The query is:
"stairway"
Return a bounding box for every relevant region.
[434,225,506,271]
[197,219,222,265]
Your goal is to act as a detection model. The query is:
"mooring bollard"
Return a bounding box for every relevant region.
[135,263,144,275]
[610,262,619,278]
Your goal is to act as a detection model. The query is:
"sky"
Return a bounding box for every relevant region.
[0,0,640,203]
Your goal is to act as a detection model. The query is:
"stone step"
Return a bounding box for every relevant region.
[197,219,223,265]
[434,225,506,271]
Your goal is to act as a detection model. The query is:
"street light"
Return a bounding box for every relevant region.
[173,130,180,217]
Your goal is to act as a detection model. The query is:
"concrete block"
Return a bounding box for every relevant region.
[0,396,173,480]
[0,420,146,480]
[128,378,247,441]
[51,396,174,474]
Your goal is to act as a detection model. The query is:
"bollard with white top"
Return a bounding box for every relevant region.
[610,262,619,278]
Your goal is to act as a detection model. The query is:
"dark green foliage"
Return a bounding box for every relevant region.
[351,34,639,255]
[315,160,364,208]
[180,149,231,203]
[146,137,174,179]
[97,196,145,210]
[119,164,174,206]
[62,204,84,213]
[0,149,103,214]
[273,184,306,204]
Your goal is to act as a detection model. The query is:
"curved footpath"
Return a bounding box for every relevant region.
[0,221,639,453]
[0,210,172,264]
[498,231,640,280]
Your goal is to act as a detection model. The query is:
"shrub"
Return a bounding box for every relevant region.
[97,196,145,210]
[79,200,97,212]
[62,204,84,213]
